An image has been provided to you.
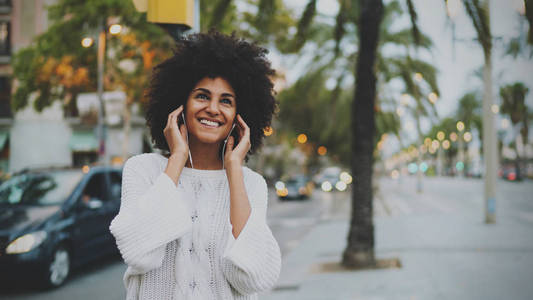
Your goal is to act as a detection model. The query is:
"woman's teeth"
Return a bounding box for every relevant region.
[200,119,220,127]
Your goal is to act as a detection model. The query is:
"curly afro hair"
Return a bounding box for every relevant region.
[145,30,277,159]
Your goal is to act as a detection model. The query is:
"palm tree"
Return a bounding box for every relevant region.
[340,0,384,268]
[275,0,433,268]
[447,0,497,223]
[500,82,530,180]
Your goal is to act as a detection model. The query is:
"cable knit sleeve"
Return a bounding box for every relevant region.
[221,169,281,295]
[109,155,192,275]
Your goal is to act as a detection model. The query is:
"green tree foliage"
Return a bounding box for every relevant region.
[500,82,530,145]
[276,0,437,168]
[456,92,482,135]
[11,0,173,114]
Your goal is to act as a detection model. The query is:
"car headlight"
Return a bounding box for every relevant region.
[6,231,48,254]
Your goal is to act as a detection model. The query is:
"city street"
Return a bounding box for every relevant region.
[0,186,341,299]
[263,176,533,300]
[1,175,532,299]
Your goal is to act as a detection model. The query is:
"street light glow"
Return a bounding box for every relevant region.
[437,131,445,141]
[81,37,93,48]
[456,121,465,132]
[414,73,423,82]
[297,133,307,144]
[450,132,458,142]
[428,92,438,103]
[442,140,451,149]
[321,181,333,192]
[317,146,327,156]
[263,126,273,136]
[491,104,499,114]
[109,24,122,35]
[464,132,472,142]
[432,140,440,149]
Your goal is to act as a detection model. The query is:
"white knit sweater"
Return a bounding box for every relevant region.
[109,153,281,300]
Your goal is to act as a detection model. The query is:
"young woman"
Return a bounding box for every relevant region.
[109,31,281,299]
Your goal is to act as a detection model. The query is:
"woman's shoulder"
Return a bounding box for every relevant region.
[242,166,267,186]
[124,152,166,173]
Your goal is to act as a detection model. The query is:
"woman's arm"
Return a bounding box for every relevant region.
[110,106,191,275]
[221,172,281,295]
[224,114,252,238]
[226,163,251,238]
[222,115,281,294]
[109,155,192,275]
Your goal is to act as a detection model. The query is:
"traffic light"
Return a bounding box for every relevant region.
[132,0,197,40]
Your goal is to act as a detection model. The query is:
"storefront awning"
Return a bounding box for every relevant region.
[69,131,98,152]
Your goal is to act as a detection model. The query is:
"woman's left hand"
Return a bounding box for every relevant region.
[224,114,251,170]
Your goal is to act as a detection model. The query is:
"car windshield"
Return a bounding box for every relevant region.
[287,177,306,185]
[0,171,83,205]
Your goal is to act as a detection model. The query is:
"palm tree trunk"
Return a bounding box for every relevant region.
[342,0,383,269]
[481,1,497,224]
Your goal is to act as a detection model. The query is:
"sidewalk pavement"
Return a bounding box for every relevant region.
[261,177,533,300]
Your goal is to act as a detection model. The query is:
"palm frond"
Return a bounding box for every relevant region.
[208,0,233,29]
[334,0,349,57]
[526,0,533,44]
[405,0,421,46]
[295,0,317,49]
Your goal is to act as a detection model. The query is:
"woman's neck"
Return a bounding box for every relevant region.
[185,139,223,170]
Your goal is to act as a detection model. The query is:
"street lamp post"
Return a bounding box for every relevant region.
[83,18,122,165]
[96,19,108,165]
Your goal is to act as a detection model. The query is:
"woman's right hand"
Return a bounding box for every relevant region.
[163,105,189,161]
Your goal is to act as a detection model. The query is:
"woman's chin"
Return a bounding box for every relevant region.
[193,133,225,145]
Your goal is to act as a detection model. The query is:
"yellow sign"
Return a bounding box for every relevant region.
[147,0,195,27]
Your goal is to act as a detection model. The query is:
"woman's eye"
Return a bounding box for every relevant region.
[196,93,209,100]
[221,98,232,105]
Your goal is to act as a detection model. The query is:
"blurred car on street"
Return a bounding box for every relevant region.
[276,175,313,200]
[0,165,122,288]
[313,167,352,192]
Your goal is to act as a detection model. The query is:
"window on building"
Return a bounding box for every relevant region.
[0,77,10,117]
[0,1,11,13]
[0,21,9,56]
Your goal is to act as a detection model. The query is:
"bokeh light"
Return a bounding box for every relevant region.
[297,133,307,144]
[81,37,93,48]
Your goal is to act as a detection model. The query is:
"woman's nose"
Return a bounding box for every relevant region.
[205,98,220,115]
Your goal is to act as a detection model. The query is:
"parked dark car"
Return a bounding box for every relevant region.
[0,165,122,288]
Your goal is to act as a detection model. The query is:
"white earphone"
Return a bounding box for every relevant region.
[181,112,194,169]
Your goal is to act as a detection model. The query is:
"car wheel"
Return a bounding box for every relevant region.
[45,245,70,288]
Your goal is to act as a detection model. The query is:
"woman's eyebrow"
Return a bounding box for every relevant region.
[221,93,235,98]
[193,87,211,94]
[192,88,234,98]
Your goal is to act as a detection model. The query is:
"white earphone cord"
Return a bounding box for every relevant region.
[182,113,194,169]
[222,123,236,170]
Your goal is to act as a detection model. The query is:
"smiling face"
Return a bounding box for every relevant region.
[184,77,237,146]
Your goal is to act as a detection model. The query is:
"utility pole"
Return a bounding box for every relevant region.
[97,18,108,165]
